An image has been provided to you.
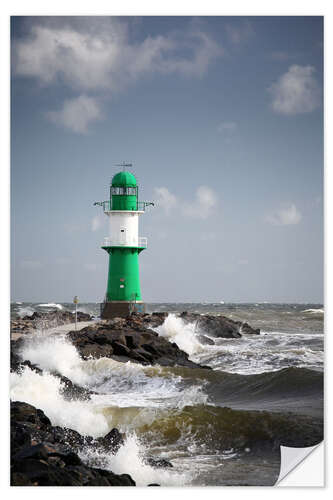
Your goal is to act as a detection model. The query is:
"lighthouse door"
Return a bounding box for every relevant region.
[120,227,126,245]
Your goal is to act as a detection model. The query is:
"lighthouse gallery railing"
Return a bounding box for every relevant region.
[102,237,148,248]
[99,200,152,212]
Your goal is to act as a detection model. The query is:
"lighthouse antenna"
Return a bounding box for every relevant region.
[115,162,133,172]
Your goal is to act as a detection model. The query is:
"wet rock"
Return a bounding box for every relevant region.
[95,428,124,453]
[179,312,259,338]
[67,323,205,369]
[11,401,51,428]
[237,321,260,335]
[56,374,94,401]
[11,310,93,339]
[197,334,215,345]
[10,402,135,487]
[146,457,173,468]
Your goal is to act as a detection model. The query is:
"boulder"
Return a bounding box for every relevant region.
[179,312,260,338]
[67,323,206,369]
[10,402,135,487]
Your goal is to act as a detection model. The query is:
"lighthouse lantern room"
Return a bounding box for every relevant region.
[94,167,153,318]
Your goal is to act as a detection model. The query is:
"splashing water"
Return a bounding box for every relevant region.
[155,314,204,356]
[80,433,189,486]
[10,366,110,437]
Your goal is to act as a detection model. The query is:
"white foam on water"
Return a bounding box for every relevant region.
[10,366,109,437]
[18,334,208,410]
[154,315,324,375]
[80,433,189,486]
[17,306,35,318]
[38,303,63,310]
[155,313,203,356]
[302,308,324,314]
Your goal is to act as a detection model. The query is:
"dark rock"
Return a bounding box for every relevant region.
[237,321,260,335]
[146,457,173,468]
[95,428,124,454]
[12,310,93,339]
[11,401,51,428]
[180,312,242,338]
[67,322,206,369]
[13,443,50,462]
[196,334,215,345]
[10,402,135,487]
[56,374,94,401]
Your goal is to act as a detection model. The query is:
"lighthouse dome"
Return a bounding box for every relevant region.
[112,171,137,187]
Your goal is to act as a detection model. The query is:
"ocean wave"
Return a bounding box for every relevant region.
[154,314,323,375]
[37,302,63,310]
[80,433,189,486]
[136,404,323,451]
[10,366,110,437]
[16,306,35,318]
[302,308,324,314]
[17,334,208,411]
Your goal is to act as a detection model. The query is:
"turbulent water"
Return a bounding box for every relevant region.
[10,302,324,486]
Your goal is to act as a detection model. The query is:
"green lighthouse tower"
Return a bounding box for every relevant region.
[94,166,153,318]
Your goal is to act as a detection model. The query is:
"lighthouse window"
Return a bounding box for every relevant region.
[111,187,137,195]
[111,187,126,195]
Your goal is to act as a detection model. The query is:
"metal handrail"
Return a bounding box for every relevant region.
[102,237,147,248]
[94,200,154,212]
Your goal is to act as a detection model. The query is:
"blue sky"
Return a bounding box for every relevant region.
[11,16,323,303]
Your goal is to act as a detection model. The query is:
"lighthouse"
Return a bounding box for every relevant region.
[94,166,153,318]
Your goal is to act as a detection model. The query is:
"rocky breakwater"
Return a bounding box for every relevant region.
[178,311,260,339]
[66,311,259,367]
[11,401,135,486]
[11,310,92,338]
[67,314,206,368]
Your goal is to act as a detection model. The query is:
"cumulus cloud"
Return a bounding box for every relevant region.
[46,95,102,134]
[269,65,321,115]
[12,18,222,133]
[225,20,254,45]
[154,185,218,219]
[266,203,302,226]
[13,19,223,91]
[154,187,178,215]
[182,186,217,219]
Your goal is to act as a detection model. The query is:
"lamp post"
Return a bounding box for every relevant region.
[73,296,79,330]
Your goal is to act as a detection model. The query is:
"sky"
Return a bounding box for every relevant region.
[10,16,323,303]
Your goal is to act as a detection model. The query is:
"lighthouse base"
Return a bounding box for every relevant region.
[100,301,146,319]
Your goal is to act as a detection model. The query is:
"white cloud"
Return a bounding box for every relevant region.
[91,214,104,232]
[225,21,254,45]
[266,203,302,226]
[46,95,102,134]
[182,186,217,219]
[13,20,223,92]
[20,260,43,270]
[217,121,237,133]
[154,185,217,220]
[269,65,321,115]
[154,187,178,215]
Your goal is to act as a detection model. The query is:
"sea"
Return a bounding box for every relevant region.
[10,302,324,486]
